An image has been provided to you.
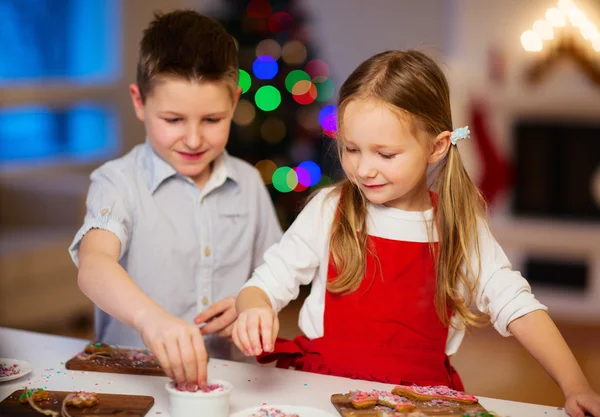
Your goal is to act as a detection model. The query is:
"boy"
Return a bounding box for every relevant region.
[69,10,282,389]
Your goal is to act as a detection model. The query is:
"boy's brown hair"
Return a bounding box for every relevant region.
[136,10,238,102]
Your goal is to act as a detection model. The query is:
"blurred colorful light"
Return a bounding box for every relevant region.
[255,159,278,185]
[298,160,322,186]
[293,166,310,192]
[272,166,297,193]
[232,99,256,126]
[268,12,293,32]
[260,117,286,143]
[305,59,330,78]
[314,78,335,102]
[292,80,317,105]
[319,105,337,128]
[238,69,252,94]
[247,0,271,18]
[282,41,307,65]
[256,39,281,60]
[253,56,278,80]
[296,106,321,131]
[285,70,310,93]
[255,86,282,111]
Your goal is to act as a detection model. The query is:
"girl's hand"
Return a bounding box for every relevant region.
[134,310,207,390]
[194,296,238,339]
[565,385,600,417]
[232,306,279,356]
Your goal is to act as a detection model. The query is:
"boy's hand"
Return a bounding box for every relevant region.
[134,310,207,390]
[565,386,600,417]
[231,306,279,356]
[194,296,237,339]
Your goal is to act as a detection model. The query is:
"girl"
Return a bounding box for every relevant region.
[232,50,600,417]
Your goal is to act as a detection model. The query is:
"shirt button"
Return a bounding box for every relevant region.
[204,247,211,257]
[199,198,204,205]
[100,208,109,216]
[201,296,210,306]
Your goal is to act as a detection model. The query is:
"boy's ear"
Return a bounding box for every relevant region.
[129,84,145,121]
[429,131,451,164]
[233,86,242,107]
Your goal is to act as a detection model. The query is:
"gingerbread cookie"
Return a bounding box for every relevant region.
[373,390,415,412]
[391,385,478,404]
[84,342,115,356]
[64,391,99,408]
[19,388,49,404]
[348,390,378,409]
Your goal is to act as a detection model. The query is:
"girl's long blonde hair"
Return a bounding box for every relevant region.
[327,50,488,328]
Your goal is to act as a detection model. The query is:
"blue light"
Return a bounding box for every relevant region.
[0,106,60,160]
[318,105,337,128]
[0,0,120,85]
[0,103,118,163]
[252,56,278,80]
[67,103,118,160]
[298,161,322,186]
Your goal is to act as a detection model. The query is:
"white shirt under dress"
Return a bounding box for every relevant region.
[243,187,547,356]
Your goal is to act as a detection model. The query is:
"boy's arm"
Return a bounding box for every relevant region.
[77,228,164,332]
[77,229,208,388]
[509,311,600,417]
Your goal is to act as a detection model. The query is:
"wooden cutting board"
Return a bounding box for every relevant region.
[0,389,154,417]
[65,348,165,377]
[331,393,490,416]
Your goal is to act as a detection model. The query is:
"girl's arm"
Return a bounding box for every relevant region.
[236,286,273,313]
[509,310,600,417]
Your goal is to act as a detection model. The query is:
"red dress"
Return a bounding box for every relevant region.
[257,235,464,390]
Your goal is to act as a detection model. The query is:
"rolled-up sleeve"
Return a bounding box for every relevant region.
[473,220,548,336]
[243,188,336,313]
[68,167,133,266]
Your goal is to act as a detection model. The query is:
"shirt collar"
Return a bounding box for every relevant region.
[142,139,240,194]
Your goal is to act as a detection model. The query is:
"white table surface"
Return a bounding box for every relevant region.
[0,327,569,416]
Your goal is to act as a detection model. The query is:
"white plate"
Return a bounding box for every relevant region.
[230,405,339,417]
[0,358,33,382]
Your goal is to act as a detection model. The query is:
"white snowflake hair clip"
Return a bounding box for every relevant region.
[450,126,470,145]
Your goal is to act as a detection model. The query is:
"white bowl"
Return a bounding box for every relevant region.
[165,379,232,417]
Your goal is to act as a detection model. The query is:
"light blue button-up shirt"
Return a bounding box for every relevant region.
[69,140,282,359]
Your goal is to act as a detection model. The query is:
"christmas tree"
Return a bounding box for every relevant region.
[216,0,339,228]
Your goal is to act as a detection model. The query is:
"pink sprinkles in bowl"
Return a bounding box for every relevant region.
[0,363,20,378]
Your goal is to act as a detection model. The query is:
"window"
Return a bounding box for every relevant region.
[0,0,121,165]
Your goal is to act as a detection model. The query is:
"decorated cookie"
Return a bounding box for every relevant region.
[64,391,99,408]
[84,342,114,355]
[348,390,378,409]
[372,390,415,412]
[19,388,49,404]
[391,385,478,404]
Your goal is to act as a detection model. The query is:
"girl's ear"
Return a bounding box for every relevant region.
[429,131,451,164]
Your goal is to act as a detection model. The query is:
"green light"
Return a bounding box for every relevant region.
[238,69,251,94]
[286,168,298,190]
[315,78,335,102]
[255,86,281,112]
[272,166,293,192]
[285,70,310,93]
